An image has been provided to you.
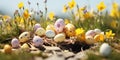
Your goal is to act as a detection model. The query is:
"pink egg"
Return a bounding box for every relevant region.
[34,23,41,31]
[11,38,20,48]
[54,19,65,33]
[85,30,96,37]
[33,36,43,47]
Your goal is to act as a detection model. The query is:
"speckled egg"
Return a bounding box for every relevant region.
[35,28,46,36]
[65,23,76,37]
[33,36,43,47]
[54,19,65,33]
[54,33,65,43]
[85,36,94,44]
[19,32,30,43]
[34,23,41,31]
[46,24,55,31]
[45,30,55,38]
[11,38,20,48]
[100,43,111,57]
[4,44,12,54]
[85,30,96,37]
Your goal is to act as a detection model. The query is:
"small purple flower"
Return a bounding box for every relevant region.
[83,10,88,14]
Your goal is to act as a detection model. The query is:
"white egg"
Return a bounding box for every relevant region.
[35,28,46,36]
[19,32,30,43]
[99,43,111,57]
[11,38,19,48]
[45,30,55,38]
[33,36,43,47]
[85,36,94,44]
[94,29,101,34]
[54,33,65,43]
[85,30,96,37]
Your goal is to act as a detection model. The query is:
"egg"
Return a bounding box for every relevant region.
[54,19,65,33]
[34,23,41,31]
[21,43,30,51]
[54,33,65,43]
[99,43,111,57]
[94,29,101,34]
[64,23,76,37]
[11,38,20,48]
[19,32,30,43]
[85,36,94,44]
[33,36,43,47]
[45,30,55,38]
[4,44,12,54]
[35,28,46,36]
[85,30,96,37]
[46,24,55,31]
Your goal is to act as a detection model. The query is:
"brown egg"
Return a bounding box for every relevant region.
[64,23,76,37]
[4,44,12,54]
[85,36,94,44]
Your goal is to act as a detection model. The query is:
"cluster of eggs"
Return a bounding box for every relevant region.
[85,29,104,44]
[3,18,107,54]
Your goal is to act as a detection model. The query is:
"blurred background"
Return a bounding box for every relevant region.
[0,0,120,16]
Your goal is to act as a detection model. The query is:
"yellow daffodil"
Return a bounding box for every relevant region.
[64,19,70,24]
[110,20,118,28]
[83,12,92,19]
[110,2,119,18]
[112,2,118,10]
[105,30,115,39]
[68,0,76,10]
[110,9,119,18]
[48,12,55,20]
[6,25,11,31]
[94,34,104,42]
[63,5,68,13]
[23,9,30,19]
[97,1,106,12]
[75,28,85,36]
[20,17,24,24]
[18,2,24,9]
